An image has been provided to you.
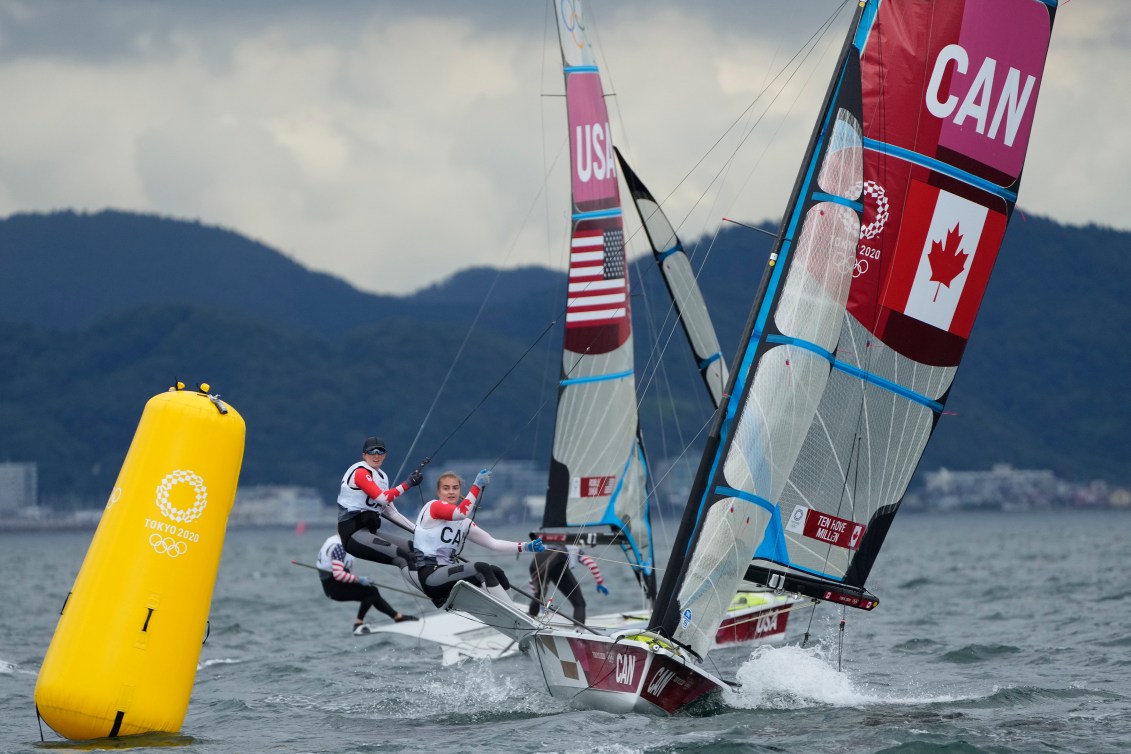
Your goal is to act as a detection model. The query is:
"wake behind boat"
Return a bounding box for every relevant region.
[441,581,802,714]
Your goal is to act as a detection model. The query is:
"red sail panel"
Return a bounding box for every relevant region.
[563,68,629,355]
[860,0,1052,186]
[567,71,620,213]
[848,0,1053,367]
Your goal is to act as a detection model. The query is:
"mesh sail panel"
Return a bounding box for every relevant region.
[776,202,859,347]
[669,497,768,654]
[655,0,1059,654]
[818,110,863,199]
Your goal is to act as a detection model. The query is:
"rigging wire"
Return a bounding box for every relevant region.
[408,2,850,488]
[629,2,850,243]
[423,319,558,466]
[603,4,854,501]
[396,142,566,477]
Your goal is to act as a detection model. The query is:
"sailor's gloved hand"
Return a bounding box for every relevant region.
[523,537,545,553]
[358,576,374,587]
[596,584,609,596]
[407,469,424,487]
[474,469,491,488]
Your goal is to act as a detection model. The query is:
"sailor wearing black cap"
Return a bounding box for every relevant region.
[336,435,423,571]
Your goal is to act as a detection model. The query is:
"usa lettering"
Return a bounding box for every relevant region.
[925,43,1036,147]
[755,614,780,637]
[614,653,636,684]
[575,122,616,183]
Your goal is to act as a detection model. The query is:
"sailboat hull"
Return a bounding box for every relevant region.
[406,582,799,664]
[530,630,726,715]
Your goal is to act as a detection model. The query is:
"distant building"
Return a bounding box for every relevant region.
[1110,488,1131,509]
[0,462,37,514]
[908,463,1074,511]
[230,485,330,527]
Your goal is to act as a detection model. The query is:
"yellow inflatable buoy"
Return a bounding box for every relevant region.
[35,383,245,740]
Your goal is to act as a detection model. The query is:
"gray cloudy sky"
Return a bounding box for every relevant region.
[0,0,1123,295]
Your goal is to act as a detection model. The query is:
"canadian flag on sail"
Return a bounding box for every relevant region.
[882,181,1007,339]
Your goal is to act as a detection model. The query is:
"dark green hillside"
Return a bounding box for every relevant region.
[0,306,555,506]
[0,209,1127,507]
[0,210,396,337]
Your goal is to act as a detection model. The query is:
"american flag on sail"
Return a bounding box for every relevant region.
[566,224,627,327]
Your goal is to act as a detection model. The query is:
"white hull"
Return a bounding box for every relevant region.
[368,584,802,665]
[530,630,726,715]
[361,607,523,666]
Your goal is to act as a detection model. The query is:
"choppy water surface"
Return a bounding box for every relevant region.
[2,511,1128,753]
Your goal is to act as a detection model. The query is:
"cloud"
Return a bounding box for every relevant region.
[0,1,1125,295]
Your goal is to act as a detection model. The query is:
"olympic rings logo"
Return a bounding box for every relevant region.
[149,532,189,558]
[155,469,208,524]
[559,0,588,50]
[832,249,869,278]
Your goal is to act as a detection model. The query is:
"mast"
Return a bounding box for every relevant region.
[651,0,1059,657]
[541,0,653,591]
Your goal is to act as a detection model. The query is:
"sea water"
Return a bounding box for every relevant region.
[2,510,1128,753]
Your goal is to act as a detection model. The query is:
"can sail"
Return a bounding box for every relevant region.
[542,0,652,590]
[651,0,1059,660]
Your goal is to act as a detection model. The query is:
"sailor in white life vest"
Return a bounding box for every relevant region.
[412,469,544,607]
[337,435,423,571]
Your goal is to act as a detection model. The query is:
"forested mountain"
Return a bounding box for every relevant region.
[1,209,1127,507]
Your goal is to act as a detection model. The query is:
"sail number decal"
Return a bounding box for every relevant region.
[570,475,617,498]
[569,640,642,692]
[785,506,865,550]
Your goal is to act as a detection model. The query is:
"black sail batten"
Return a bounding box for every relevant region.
[743,565,879,611]
[615,146,729,410]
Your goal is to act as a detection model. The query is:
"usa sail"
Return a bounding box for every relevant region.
[434,0,802,667]
[529,0,1059,714]
[540,0,653,595]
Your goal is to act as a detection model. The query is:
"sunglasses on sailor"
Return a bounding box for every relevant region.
[365,448,387,456]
